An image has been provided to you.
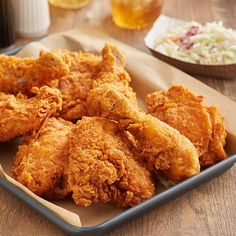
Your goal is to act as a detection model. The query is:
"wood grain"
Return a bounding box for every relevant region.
[1,0,236,235]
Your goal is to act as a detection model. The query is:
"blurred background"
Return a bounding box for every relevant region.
[1,0,235,53]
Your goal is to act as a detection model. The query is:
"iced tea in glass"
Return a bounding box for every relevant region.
[111,0,163,29]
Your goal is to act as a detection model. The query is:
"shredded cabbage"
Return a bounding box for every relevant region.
[153,21,236,65]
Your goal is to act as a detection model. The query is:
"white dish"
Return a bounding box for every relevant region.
[144,15,236,79]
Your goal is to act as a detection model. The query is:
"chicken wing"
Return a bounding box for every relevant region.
[0,86,62,142]
[87,84,200,182]
[146,85,227,166]
[67,117,155,207]
[12,117,73,198]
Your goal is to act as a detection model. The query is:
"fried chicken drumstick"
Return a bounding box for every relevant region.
[0,86,62,142]
[86,42,200,182]
[87,85,200,182]
[146,85,227,167]
[67,117,155,207]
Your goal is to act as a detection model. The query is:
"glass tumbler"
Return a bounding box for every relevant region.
[111,0,163,30]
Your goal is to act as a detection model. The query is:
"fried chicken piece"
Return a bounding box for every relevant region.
[0,52,70,95]
[92,43,138,106]
[87,45,199,182]
[23,49,102,121]
[199,106,227,166]
[87,84,200,182]
[0,44,134,121]
[146,85,212,156]
[0,56,33,94]
[146,85,227,166]
[67,117,155,207]
[12,117,73,198]
[93,43,131,87]
[55,51,102,120]
[58,43,137,120]
[0,86,62,142]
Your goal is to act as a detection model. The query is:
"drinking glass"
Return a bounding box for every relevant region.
[111,0,163,30]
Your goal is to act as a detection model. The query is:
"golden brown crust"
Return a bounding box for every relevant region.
[56,52,101,120]
[3,44,226,209]
[67,117,155,207]
[146,85,212,156]
[86,45,200,182]
[199,106,227,166]
[87,84,200,182]
[0,50,101,121]
[93,43,131,88]
[0,86,62,142]
[12,117,73,198]
[0,56,33,94]
[0,44,135,121]
[146,85,227,167]
[0,52,70,95]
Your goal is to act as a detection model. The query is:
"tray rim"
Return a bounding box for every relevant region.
[1,33,236,235]
[1,154,236,235]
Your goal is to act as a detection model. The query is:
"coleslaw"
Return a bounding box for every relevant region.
[153,21,236,65]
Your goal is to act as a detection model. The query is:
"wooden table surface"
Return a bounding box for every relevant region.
[1,0,236,235]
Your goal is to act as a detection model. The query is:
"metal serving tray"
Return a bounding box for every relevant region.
[1,155,235,235]
[0,37,236,235]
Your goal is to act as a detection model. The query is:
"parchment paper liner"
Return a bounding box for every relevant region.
[1,25,236,227]
[0,164,81,227]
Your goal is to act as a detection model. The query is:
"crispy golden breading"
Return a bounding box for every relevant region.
[87,85,200,182]
[55,51,101,120]
[0,52,70,95]
[92,44,138,106]
[93,44,131,88]
[0,50,100,121]
[4,43,227,209]
[26,49,102,120]
[45,45,137,120]
[0,86,62,142]
[12,118,73,198]
[0,44,135,121]
[0,56,33,94]
[146,85,227,166]
[146,85,212,156]
[87,45,199,182]
[67,117,155,207]
[200,106,227,166]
